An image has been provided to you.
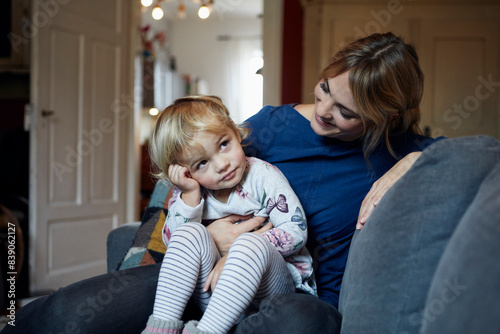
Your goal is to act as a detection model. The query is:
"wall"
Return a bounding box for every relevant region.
[170,17,262,123]
[301,0,500,140]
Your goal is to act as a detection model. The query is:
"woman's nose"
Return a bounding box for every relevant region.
[316,101,332,118]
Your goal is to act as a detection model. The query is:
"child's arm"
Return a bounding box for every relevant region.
[251,160,308,257]
[162,164,204,245]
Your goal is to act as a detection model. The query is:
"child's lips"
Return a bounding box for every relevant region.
[221,169,236,181]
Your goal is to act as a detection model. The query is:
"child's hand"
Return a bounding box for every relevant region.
[168,164,201,207]
[203,255,227,293]
[168,164,199,191]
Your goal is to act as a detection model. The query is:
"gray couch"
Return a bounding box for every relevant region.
[107,135,500,333]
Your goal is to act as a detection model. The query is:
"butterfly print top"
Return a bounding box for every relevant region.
[163,157,316,296]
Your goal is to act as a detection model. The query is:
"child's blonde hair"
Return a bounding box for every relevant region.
[149,95,249,180]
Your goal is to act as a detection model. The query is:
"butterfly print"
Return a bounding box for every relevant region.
[266,194,289,215]
[163,226,172,241]
[291,207,307,231]
[168,186,182,209]
[235,184,248,199]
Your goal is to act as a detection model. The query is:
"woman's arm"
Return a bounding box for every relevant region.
[203,216,271,292]
[356,151,422,229]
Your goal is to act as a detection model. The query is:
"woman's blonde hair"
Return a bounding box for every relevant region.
[149,95,249,180]
[319,32,423,161]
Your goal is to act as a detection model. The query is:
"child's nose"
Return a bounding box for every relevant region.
[215,158,229,172]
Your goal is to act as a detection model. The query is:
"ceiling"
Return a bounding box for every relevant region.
[143,0,263,21]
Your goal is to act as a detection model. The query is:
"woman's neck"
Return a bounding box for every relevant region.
[294,104,315,121]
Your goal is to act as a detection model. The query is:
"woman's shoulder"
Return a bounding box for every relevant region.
[389,132,446,158]
[246,104,302,124]
[245,157,283,176]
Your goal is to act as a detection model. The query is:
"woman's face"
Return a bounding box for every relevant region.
[310,71,365,141]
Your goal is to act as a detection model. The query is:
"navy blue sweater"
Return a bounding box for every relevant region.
[243,104,439,307]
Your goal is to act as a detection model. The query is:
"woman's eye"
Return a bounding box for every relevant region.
[340,110,353,120]
[337,105,353,120]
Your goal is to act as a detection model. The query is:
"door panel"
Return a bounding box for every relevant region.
[49,28,82,203]
[418,20,499,139]
[31,0,132,292]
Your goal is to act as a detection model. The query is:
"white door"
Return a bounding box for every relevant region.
[30,0,134,292]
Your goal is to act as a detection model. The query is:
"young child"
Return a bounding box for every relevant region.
[142,96,316,334]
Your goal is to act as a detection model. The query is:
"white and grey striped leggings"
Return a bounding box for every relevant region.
[152,222,295,333]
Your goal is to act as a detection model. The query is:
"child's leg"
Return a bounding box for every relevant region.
[152,222,219,320]
[196,233,295,333]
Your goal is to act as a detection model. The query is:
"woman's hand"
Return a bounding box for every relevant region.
[206,215,270,256]
[357,151,422,229]
[203,255,227,293]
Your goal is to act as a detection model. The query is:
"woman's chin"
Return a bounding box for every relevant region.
[311,120,337,138]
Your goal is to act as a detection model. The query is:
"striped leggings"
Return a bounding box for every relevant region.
[152,222,295,333]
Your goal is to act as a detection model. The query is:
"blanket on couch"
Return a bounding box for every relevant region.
[118,179,173,270]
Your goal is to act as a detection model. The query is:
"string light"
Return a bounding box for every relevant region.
[149,108,160,116]
[152,4,164,20]
[177,1,186,19]
[198,4,210,19]
[143,0,214,20]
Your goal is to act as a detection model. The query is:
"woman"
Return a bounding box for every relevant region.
[2,33,439,334]
[245,31,433,307]
[231,32,440,333]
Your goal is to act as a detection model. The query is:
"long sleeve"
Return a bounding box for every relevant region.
[244,158,308,258]
[162,187,204,246]
[241,158,315,295]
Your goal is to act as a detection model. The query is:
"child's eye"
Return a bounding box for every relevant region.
[220,140,229,150]
[197,160,208,169]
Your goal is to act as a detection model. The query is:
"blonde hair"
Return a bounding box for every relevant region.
[319,32,423,161]
[149,95,249,180]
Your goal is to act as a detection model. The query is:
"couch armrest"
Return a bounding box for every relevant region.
[106,222,141,272]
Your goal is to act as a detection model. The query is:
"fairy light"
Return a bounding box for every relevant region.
[152,4,164,20]
[198,4,210,19]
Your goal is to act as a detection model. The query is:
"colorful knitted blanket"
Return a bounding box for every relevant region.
[118,180,172,269]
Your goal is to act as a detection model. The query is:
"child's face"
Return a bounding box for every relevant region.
[179,127,247,191]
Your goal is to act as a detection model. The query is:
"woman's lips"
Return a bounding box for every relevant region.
[315,113,335,127]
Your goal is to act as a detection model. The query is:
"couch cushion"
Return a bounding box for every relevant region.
[338,135,500,334]
[421,159,500,334]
